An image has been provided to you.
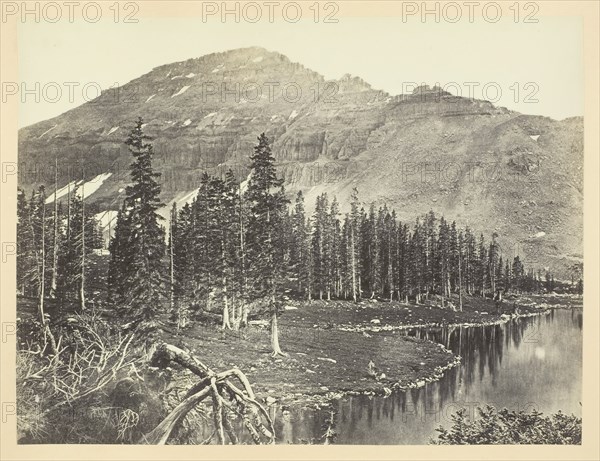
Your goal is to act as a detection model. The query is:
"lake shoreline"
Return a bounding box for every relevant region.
[169,294,579,409]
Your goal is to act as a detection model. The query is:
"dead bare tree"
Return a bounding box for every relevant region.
[17,314,139,443]
[29,187,58,357]
[141,343,275,445]
[50,158,59,298]
[80,165,86,311]
[322,409,336,445]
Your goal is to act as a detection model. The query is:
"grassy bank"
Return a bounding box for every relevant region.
[162,320,458,409]
[160,293,573,407]
[282,293,552,333]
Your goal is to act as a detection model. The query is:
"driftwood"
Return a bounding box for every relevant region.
[140,343,275,445]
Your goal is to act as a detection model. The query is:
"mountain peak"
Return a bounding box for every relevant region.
[198,46,288,64]
[337,73,373,93]
[17,48,582,277]
[147,46,321,85]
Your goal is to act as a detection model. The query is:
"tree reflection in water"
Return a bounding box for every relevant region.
[194,309,583,444]
[274,308,582,444]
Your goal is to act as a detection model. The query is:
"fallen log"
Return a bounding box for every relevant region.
[141,343,275,445]
[141,387,212,444]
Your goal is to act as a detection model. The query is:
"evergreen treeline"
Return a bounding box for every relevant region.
[157,131,548,341]
[292,196,541,306]
[17,120,563,356]
[166,175,545,316]
[17,184,102,305]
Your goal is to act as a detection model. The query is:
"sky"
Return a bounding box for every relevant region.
[17,14,583,127]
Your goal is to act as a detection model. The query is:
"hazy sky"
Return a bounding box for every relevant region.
[18,15,583,127]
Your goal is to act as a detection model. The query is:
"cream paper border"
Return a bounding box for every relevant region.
[1,1,598,459]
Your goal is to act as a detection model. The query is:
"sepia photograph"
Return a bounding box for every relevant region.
[1,1,599,458]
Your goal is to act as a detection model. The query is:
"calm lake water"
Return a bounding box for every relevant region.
[270,308,583,444]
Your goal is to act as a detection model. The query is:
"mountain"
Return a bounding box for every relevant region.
[18,47,583,277]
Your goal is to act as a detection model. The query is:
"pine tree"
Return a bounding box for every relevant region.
[512,255,524,293]
[79,168,87,310]
[245,133,289,356]
[234,174,250,327]
[30,186,47,312]
[223,169,243,329]
[424,211,437,298]
[107,202,132,305]
[397,222,409,302]
[349,188,361,302]
[29,186,58,355]
[17,188,36,296]
[360,204,379,298]
[464,227,476,295]
[329,197,342,299]
[168,203,177,319]
[412,218,426,303]
[311,193,328,299]
[57,183,96,308]
[172,202,193,325]
[489,232,499,296]
[504,259,512,292]
[50,158,60,298]
[457,229,464,311]
[291,191,310,299]
[384,208,397,301]
[341,214,351,300]
[109,117,166,325]
[191,172,212,307]
[449,221,459,294]
[478,234,488,297]
[437,216,450,303]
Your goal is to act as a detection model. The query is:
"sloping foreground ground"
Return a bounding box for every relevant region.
[161,294,577,407]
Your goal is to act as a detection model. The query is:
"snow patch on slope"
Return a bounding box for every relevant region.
[38,125,57,139]
[45,180,83,203]
[145,94,156,103]
[288,110,298,120]
[95,210,119,230]
[182,119,192,126]
[79,173,113,200]
[157,188,200,225]
[46,173,112,204]
[175,189,200,207]
[107,126,119,135]
[95,210,119,247]
[172,86,190,97]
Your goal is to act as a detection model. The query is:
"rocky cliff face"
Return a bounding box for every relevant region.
[18,47,583,277]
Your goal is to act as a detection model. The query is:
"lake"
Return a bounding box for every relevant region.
[270,308,583,444]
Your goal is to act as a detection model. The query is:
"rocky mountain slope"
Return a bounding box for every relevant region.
[18,47,583,277]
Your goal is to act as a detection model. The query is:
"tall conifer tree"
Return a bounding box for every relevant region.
[108,118,166,325]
